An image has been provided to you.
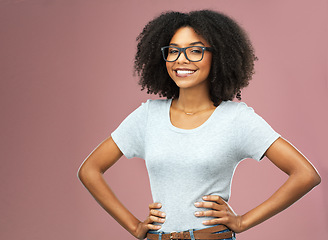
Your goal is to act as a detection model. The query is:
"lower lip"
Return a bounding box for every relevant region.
[175,70,197,77]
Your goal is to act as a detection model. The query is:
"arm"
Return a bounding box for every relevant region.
[194,137,321,233]
[77,136,164,239]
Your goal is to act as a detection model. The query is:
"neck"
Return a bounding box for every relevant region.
[175,81,214,112]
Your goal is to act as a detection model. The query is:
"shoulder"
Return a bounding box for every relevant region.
[130,99,169,118]
[222,100,253,114]
[144,98,170,105]
[220,101,262,125]
[142,98,170,110]
[224,100,251,108]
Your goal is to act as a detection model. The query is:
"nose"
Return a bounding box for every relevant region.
[176,50,190,63]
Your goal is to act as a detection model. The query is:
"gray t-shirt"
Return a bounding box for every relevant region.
[111,98,280,232]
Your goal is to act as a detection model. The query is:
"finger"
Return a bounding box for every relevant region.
[202,218,225,226]
[147,224,162,230]
[150,209,166,218]
[202,195,226,204]
[194,209,222,217]
[144,214,165,225]
[149,215,166,223]
[149,202,162,209]
[194,201,224,211]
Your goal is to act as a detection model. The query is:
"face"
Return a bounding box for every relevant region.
[165,26,212,90]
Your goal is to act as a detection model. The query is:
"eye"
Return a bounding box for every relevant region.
[168,48,179,55]
[189,47,202,54]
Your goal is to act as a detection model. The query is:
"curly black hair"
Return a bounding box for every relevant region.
[134,10,257,106]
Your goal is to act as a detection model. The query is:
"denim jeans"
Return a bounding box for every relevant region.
[147,225,236,240]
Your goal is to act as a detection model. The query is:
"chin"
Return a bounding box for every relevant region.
[172,79,193,87]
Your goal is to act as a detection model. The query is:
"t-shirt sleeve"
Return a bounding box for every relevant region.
[235,102,281,161]
[110,100,150,159]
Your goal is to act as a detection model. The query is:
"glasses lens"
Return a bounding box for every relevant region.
[186,47,204,62]
[162,47,180,62]
[161,46,205,62]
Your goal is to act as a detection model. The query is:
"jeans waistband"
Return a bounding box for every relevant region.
[147,224,236,240]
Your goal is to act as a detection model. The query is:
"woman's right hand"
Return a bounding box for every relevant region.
[134,202,166,239]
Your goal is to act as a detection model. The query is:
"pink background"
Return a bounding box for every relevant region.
[0,0,327,239]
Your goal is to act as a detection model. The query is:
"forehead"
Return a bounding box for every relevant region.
[169,26,209,46]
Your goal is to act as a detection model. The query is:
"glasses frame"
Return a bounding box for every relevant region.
[160,46,213,62]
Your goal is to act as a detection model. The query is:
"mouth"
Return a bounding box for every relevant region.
[174,69,197,77]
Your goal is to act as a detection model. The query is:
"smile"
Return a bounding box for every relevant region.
[175,69,197,77]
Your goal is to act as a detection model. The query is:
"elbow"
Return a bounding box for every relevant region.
[77,164,84,182]
[77,161,102,185]
[77,162,89,183]
[303,168,321,189]
[311,171,321,187]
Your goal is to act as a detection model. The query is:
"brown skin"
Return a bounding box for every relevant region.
[78,26,321,239]
[144,137,322,234]
[77,135,321,239]
[193,137,321,232]
[78,137,161,239]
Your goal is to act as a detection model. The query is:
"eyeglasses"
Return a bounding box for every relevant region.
[161,46,213,62]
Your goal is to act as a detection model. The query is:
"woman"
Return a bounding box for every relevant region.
[78,10,321,240]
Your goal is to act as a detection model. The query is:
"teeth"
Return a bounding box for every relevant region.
[176,70,195,75]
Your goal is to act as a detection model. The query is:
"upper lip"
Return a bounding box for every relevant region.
[174,68,197,71]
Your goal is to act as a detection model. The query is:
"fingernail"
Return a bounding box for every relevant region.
[161,213,166,217]
[194,211,201,216]
[202,220,209,224]
[160,218,165,222]
[203,196,209,199]
[194,202,201,207]
[157,203,162,207]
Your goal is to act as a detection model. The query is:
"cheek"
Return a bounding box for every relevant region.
[166,62,174,77]
[166,62,172,70]
[202,57,212,74]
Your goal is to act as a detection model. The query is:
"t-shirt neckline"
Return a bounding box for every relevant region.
[166,98,225,133]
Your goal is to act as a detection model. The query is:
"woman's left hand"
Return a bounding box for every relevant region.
[194,195,244,233]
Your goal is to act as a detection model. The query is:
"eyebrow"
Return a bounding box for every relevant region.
[169,41,205,46]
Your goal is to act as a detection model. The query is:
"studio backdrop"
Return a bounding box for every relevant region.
[0,0,327,240]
